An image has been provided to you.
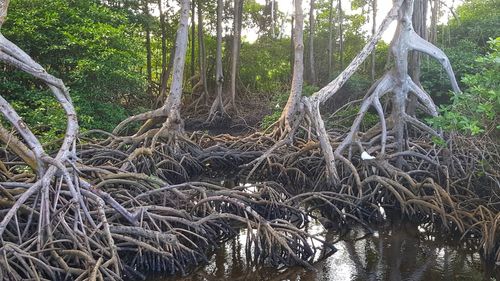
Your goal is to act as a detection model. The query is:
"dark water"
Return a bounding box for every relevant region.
[149,220,497,281]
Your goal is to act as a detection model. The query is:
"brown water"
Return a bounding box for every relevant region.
[148,221,497,281]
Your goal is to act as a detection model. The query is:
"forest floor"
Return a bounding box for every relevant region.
[184,96,271,135]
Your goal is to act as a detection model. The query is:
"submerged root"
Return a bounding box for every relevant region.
[0,170,336,280]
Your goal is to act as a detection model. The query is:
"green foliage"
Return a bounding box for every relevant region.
[259,83,321,130]
[302,84,320,97]
[260,110,282,129]
[428,38,500,137]
[447,0,500,48]
[259,89,291,129]
[1,0,146,140]
[421,39,481,103]
[327,104,378,131]
[240,37,292,94]
[423,0,499,104]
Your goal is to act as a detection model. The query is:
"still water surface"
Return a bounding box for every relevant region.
[149,220,495,281]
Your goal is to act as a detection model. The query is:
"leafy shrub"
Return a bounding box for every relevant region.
[428,38,499,137]
[1,0,146,140]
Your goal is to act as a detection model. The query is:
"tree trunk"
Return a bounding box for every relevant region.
[338,0,344,69]
[371,0,377,81]
[327,0,334,79]
[333,0,459,167]
[160,0,191,134]
[270,0,275,38]
[197,0,208,102]
[308,0,317,85]
[429,0,440,44]
[278,0,304,134]
[190,0,196,86]
[143,0,153,101]
[207,0,226,122]
[290,15,294,75]
[229,0,243,110]
[408,0,428,115]
[158,0,168,96]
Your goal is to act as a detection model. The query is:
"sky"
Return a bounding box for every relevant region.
[243,0,463,43]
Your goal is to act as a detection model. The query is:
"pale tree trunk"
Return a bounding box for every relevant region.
[158,0,191,135]
[109,0,193,137]
[143,0,153,101]
[156,44,176,107]
[327,0,334,79]
[371,0,377,81]
[338,0,344,69]
[254,0,407,184]
[190,0,196,86]
[158,0,168,96]
[277,0,304,136]
[270,0,275,38]
[290,15,294,75]
[243,0,304,176]
[429,0,440,44]
[333,0,459,169]
[207,0,226,122]
[251,0,460,187]
[305,0,406,185]
[197,0,208,102]
[229,0,243,111]
[308,0,317,85]
[407,0,427,116]
[187,0,209,109]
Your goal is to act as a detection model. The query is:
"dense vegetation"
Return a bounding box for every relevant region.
[0,0,498,280]
[1,0,497,140]
[1,0,497,141]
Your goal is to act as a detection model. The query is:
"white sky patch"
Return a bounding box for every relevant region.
[242,0,462,43]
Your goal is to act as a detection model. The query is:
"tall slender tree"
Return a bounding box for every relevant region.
[327,0,335,79]
[371,0,377,81]
[157,0,192,136]
[207,0,226,122]
[158,0,168,96]
[143,0,153,100]
[408,0,428,115]
[190,0,196,85]
[229,0,243,111]
[309,0,317,85]
[429,0,440,43]
[338,0,344,69]
[275,0,304,137]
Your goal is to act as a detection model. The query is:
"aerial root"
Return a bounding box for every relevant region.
[0,174,340,280]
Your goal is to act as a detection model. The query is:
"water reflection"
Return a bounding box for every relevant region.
[150,221,494,281]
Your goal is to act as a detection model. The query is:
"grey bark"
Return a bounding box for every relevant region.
[327,0,334,78]
[338,0,344,69]
[158,0,168,96]
[190,0,196,85]
[334,0,460,166]
[229,0,243,110]
[429,0,440,44]
[308,0,317,85]
[408,0,428,115]
[160,0,191,134]
[143,0,153,100]
[197,0,208,102]
[371,0,377,81]
[207,0,226,122]
[280,0,304,133]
